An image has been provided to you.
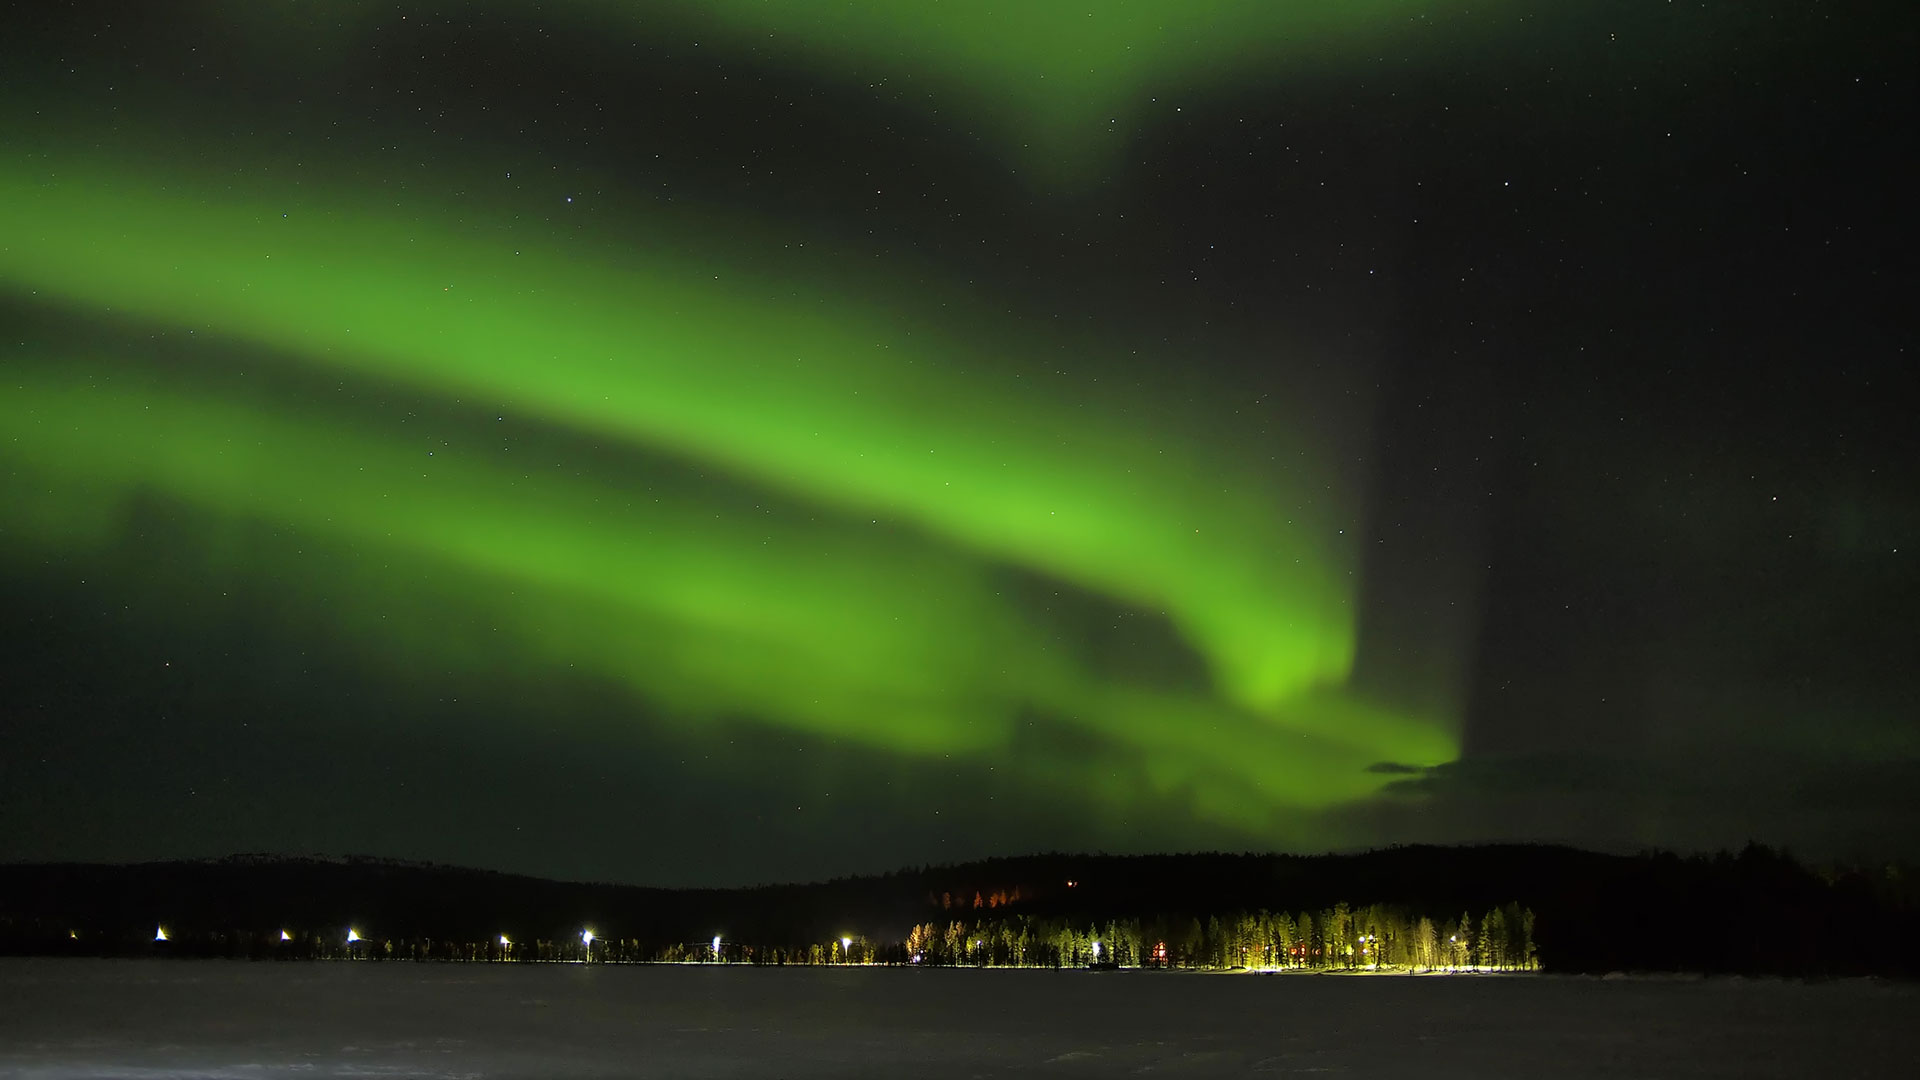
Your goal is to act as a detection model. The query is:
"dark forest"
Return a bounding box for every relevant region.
[5,844,1912,977]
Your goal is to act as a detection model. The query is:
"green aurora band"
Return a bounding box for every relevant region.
[0,1,1471,836]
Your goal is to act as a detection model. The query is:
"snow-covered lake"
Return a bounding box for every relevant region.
[0,959,1911,1078]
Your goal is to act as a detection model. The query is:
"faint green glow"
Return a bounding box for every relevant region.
[226,0,1503,179]
[650,0,1475,174]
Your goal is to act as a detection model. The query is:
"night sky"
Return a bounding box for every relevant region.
[2,1,1913,886]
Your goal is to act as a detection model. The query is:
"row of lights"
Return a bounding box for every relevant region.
[150,926,580,948]
[151,925,792,959]
[141,926,881,967]
[151,926,339,943]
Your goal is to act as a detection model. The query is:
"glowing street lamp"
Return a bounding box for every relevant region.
[280,929,293,942]
[154,925,169,942]
[499,934,511,948]
[712,935,723,960]
[581,929,595,961]
[346,928,362,944]
[841,936,853,963]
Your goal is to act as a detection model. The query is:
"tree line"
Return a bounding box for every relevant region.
[2,844,1911,975]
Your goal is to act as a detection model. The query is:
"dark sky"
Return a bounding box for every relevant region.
[2,1,1914,886]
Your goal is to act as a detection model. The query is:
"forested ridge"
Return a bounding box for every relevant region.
[2,844,1911,975]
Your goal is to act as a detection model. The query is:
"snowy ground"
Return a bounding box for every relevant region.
[0,959,1912,1078]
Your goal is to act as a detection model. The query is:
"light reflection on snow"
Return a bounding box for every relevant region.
[1,959,1913,1079]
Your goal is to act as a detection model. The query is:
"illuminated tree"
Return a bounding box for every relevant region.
[1296,911,1319,967]
[1328,903,1353,968]
[1415,916,1439,971]
[1444,915,1471,970]
[1519,906,1538,970]
[1479,907,1508,969]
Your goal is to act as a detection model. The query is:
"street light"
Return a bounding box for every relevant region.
[581,929,595,962]
[154,925,168,942]
[841,936,853,963]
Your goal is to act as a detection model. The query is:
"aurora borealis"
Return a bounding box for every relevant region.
[4,1,1915,883]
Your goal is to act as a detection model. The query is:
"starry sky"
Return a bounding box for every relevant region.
[2,1,1913,886]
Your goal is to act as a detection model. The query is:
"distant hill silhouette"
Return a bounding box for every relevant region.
[2,845,1912,975]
